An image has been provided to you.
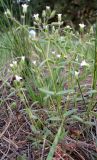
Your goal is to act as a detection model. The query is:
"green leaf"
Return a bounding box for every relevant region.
[56,89,74,95]
[64,109,77,118]
[31,125,39,134]
[72,115,95,126]
[39,88,55,96]
[84,121,95,126]
[72,115,83,122]
[26,108,38,120]
[48,116,61,121]
[39,59,54,67]
[49,10,56,19]
[46,123,65,160]
[87,90,97,94]
[34,44,42,53]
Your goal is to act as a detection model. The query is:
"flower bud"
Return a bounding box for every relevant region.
[4,9,11,16]
[42,10,46,18]
[46,6,50,10]
[57,14,62,22]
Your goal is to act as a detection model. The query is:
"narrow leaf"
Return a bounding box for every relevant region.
[46,123,64,160]
[64,109,77,118]
[39,88,55,95]
[56,89,74,96]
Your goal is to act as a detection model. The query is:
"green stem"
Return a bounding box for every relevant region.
[77,79,87,109]
[92,23,97,95]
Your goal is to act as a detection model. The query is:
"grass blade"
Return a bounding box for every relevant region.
[46,122,65,160]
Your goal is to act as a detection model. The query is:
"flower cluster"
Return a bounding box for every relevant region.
[9,56,26,82]
[10,61,17,68]
[74,59,90,79]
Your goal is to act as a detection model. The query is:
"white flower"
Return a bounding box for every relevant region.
[10,63,14,67]
[74,71,79,79]
[65,25,72,29]
[57,14,62,22]
[29,30,36,38]
[22,4,28,14]
[43,25,48,30]
[33,14,39,21]
[56,54,61,58]
[80,60,89,67]
[46,6,50,10]
[15,75,22,81]
[52,51,56,55]
[10,60,17,68]
[32,60,36,65]
[13,61,17,65]
[4,9,11,16]
[79,23,85,29]
[21,56,25,61]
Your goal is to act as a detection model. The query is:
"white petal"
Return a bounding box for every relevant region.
[79,23,85,29]
[52,51,56,54]
[13,61,17,65]
[15,75,22,81]
[21,56,25,61]
[32,60,36,65]
[10,64,14,67]
[80,60,89,67]
[46,6,50,10]
[56,54,61,58]
[29,30,36,38]
[22,4,28,14]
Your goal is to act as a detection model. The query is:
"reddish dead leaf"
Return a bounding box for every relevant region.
[53,144,70,160]
[16,140,27,147]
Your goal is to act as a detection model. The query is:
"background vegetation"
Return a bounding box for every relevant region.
[0,0,97,27]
